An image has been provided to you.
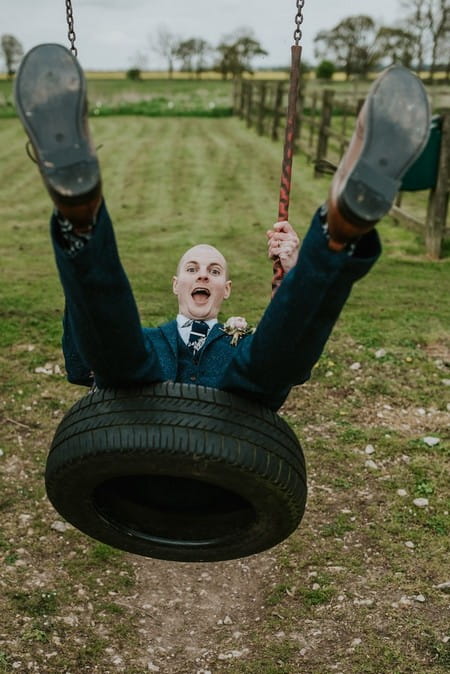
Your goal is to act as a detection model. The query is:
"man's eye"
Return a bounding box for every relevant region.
[186,266,196,273]
[211,268,220,275]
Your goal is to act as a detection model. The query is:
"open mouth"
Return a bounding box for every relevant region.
[192,288,210,303]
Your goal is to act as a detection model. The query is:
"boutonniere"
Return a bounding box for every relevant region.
[222,316,255,346]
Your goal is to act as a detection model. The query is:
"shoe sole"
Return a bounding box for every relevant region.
[14,43,99,205]
[339,66,431,226]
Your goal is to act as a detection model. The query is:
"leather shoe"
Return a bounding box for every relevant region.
[14,43,102,229]
[326,65,431,251]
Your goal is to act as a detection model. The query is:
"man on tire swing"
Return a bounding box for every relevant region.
[15,44,430,411]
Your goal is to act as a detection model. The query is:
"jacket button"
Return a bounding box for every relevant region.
[190,375,197,381]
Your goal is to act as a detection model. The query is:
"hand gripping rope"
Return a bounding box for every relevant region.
[272,0,304,295]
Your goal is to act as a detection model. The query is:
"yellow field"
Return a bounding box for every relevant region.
[81,69,292,81]
[1,69,448,82]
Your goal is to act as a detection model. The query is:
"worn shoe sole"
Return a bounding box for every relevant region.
[338,66,431,226]
[14,43,100,205]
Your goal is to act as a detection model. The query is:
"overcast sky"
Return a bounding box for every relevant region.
[2,0,405,71]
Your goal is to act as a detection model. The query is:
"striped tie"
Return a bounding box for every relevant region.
[188,320,209,355]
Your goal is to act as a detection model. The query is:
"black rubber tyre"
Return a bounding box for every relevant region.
[45,382,307,562]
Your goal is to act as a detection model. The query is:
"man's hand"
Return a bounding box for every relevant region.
[267,221,300,274]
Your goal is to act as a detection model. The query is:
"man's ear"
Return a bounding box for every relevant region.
[224,280,232,299]
[172,276,178,295]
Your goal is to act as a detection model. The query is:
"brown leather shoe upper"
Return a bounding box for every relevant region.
[326,101,375,250]
[324,65,431,251]
[57,194,102,232]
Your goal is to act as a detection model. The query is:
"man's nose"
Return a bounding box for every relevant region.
[196,269,209,279]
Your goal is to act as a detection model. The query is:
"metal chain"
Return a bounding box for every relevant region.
[65,0,78,56]
[293,0,305,45]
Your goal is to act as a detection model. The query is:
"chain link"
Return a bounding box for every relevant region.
[293,0,305,45]
[65,0,78,56]
[64,0,301,57]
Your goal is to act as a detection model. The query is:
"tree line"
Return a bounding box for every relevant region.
[0,28,267,81]
[1,1,448,80]
[135,26,267,80]
[314,0,449,80]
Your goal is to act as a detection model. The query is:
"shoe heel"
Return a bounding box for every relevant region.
[339,158,400,225]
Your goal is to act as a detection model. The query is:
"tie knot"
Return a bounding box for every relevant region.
[190,320,209,337]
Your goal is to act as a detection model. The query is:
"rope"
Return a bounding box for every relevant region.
[271,1,305,296]
[271,44,302,295]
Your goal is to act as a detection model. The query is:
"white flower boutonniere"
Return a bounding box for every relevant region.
[222,316,255,346]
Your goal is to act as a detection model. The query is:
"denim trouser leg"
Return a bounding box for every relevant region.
[52,202,163,388]
[220,209,381,408]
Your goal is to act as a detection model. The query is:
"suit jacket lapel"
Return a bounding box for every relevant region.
[204,322,225,348]
[159,320,179,359]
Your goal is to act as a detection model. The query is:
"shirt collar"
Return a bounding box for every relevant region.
[176,314,218,332]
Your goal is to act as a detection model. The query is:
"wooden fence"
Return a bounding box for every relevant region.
[233,79,449,259]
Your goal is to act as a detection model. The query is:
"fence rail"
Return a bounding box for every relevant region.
[233,79,449,258]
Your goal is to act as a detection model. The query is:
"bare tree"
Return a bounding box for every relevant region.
[425,0,450,79]
[150,26,180,78]
[435,25,450,80]
[400,0,449,76]
[174,39,196,73]
[314,16,379,79]
[130,50,149,71]
[400,0,427,71]
[193,39,212,78]
[1,34,24,78]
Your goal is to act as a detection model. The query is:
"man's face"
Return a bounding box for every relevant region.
[173,244,232,320]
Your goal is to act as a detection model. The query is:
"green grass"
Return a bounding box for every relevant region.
[0,76,234,118]
[0,96,449,673]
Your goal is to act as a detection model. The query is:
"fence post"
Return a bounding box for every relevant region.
[308,91,318,152]
[315,89,334,177]
[425,110,450,259]
[237,81,246,120]
[238,80,247,119]
[339,99,350,157]
[233,79,242,116]
[295,80,305,148]
[257,82,267,136]
[271,81,285,141]
[245,81,254,128]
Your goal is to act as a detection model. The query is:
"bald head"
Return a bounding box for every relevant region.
[176,244,229,279]
[173,243,232,321]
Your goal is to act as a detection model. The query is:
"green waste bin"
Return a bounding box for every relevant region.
[400,115,441,192]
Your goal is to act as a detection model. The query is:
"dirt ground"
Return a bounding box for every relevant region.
[124,553,276,673]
